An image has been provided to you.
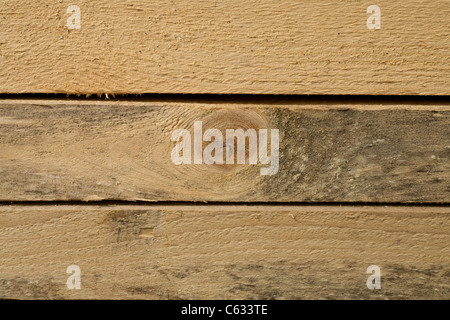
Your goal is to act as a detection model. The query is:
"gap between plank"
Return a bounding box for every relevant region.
[0,200,448,207]
[0,94,449,106]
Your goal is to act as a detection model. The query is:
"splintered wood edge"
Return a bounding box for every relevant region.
[3,99,450,110]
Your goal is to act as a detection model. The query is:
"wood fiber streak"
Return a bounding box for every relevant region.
[0,0,449,95]
[0,205,448,299]
[0,100,449,202]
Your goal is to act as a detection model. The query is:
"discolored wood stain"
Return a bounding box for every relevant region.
[0,100,448,202]
[0,205,448,299]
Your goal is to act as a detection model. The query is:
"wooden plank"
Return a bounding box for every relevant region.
[0,205,448,299]
[0,0,449,95]
[0,99,449,202]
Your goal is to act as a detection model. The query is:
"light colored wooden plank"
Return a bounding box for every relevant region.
[0,205,448,299]
[0,99,449,202]
[0,0,449,95]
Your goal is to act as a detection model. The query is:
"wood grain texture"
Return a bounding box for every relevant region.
[1,99,449,203]
[0,0,449,95]
[0,205,448,300]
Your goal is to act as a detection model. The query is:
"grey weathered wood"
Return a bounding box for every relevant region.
[0,99,448,202]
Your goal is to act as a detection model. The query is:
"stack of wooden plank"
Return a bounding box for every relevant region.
[0,0,448,299]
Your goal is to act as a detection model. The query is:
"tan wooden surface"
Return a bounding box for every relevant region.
[0,0,449,95]
[0,205,448,299]
[0,99,448,203]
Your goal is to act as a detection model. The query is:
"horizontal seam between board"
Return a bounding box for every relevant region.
[0,201,448,207]
[0,94,449,105]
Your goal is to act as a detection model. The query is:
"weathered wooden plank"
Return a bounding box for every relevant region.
[0,205,448,299]
[0,0,449,95]
[0,99,448,202]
